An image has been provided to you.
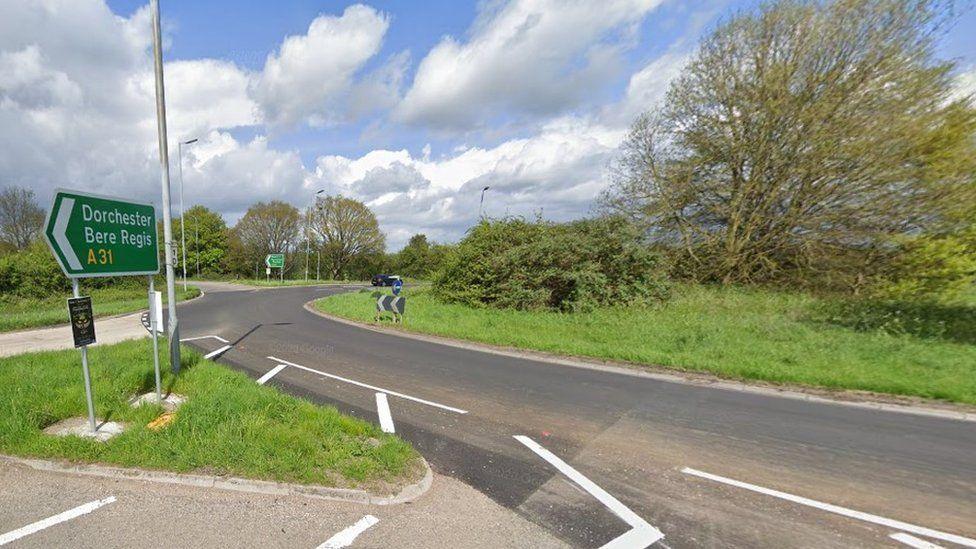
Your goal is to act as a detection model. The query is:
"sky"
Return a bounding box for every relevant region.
[2,0,975,250]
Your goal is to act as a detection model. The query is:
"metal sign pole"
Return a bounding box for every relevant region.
[72,279,97,434]
[149,276,162,402]
[150,0,181,375]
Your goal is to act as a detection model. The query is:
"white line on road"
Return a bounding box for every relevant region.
[376,393,395,433]
[266,356,468,414]
[316,515,379,549]
[204,345,232,360]
[0,496,116,546]
[181,335,230,344]
[257,364,288,385]
[891,533,946,549]
[514,435,664,548]
[681,468,976,548]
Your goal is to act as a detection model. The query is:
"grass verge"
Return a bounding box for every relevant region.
[315,286,976,405]
[0,286,201,333]
[0,339,419,490]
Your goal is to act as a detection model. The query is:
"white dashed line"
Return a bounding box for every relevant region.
[204,345,232,360]
[681,468,976,548]
[316,515,379,548]
[266,356,468,414]
[514,435,664,548]
[891,533,945,549]
[256,364,288,385]
[375,393,395,433]
[0,497,116,546]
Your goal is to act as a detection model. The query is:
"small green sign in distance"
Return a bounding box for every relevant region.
[265,254,285,268]
[43,188,160,278]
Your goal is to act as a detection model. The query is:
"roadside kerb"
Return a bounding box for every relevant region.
[304,300,976,423]
[0,454,432,506]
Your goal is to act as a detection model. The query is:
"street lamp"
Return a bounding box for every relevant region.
[178,137,197,290]
[305,189,324,281]
[479,186,490,218]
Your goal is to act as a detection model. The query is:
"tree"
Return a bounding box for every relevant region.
[392,234,452,278]
[0,186,45,250]
[177,206,228,277]
[233,201,301,275]
[311,195,385,279]
[603,0,976,289]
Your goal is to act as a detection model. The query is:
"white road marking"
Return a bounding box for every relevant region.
[204,345,232,360]
[316,515,379,549]
[257,364,288,385]
[681,468,976,548]
[266,356,468,414]
[375,393,395,433]
[891,533,945,549]
[181,335,229,344]
[0,496,116,546]
[514,435,664,548]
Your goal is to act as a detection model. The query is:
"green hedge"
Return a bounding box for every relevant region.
[433,217,670,312]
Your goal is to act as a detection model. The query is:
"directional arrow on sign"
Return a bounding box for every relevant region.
[53,197,83,270]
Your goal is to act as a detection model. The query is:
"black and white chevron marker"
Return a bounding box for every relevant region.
[376,295,405,315]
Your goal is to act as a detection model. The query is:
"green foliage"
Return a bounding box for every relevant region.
[872,226,976,302]
[391,234,452,279]
[0,241,146,299]
[433,217,670,312]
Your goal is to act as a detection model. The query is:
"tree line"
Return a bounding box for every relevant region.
[0,187,450,285]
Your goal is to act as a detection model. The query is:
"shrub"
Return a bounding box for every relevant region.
[871,227,976,303]
[0,240,145,299]
[433,217,669,312]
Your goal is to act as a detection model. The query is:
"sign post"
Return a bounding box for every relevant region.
[148,277,161,403]
[44,188,160,434]
[265,254,285,283]
[67,280,97,433]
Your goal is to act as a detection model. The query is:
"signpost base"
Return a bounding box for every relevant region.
[149,276,162,402]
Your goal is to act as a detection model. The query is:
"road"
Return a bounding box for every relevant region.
[177,283,976,548]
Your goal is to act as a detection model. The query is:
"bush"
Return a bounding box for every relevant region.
[433,217,670,312]
[0,241,146,299]
[871,227,976,303]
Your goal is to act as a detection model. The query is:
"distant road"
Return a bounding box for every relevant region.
[179,282,976,548]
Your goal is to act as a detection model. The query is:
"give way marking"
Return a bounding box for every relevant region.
[682,467,976,548]
[267,356,468,414]
[514,435,664,548]
[0,496,116,546]
[316,515,379,549]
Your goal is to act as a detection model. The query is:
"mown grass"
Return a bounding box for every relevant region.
[0,286,201,333]
[0,340,419,488]
[316,286,976,405]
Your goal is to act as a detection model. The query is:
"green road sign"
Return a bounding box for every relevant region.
[43,188,159,278]
[265,253,285,268]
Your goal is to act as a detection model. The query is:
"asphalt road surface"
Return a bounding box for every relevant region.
[176,283,976,548]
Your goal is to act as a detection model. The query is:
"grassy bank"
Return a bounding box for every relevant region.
[0,286,201,333]
[0,339,419,489]
[316,286,976,405]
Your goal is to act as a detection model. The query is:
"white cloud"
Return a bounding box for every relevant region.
[396,0,663,130]
[953,66,976,102]
[252,4,390,128]
[311,116,625,248]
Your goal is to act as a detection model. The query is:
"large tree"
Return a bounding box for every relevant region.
[0,186,45,250]
[311,195,385,279]
[603,0,976,288]
[232,201,301,274]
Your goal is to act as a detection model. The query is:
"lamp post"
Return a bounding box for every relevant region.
[149,0,181,374]
[305,189,324,281]
[479,186,490,218]
[178,137,197,290]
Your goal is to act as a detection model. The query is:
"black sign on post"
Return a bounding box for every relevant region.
[67,296,96,348]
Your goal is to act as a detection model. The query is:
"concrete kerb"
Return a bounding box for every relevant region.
[0,454,433,506]
[303,300,976,424]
